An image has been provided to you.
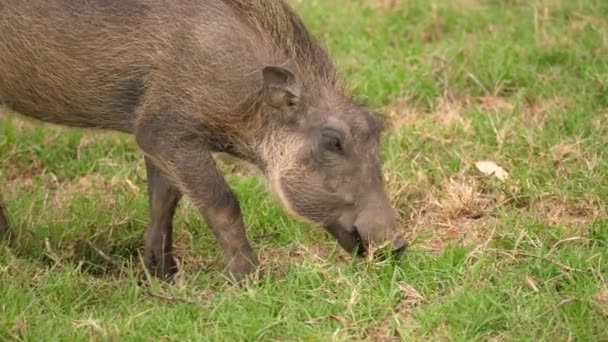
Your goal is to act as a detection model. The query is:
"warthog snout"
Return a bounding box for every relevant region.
[325,193,406,257]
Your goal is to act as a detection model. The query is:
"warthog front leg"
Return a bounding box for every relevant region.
[143,156,182,280]
[136,118,259,282]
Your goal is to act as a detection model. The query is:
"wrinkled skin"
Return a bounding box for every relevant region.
[0,0,406,282]
[265,89,405,255]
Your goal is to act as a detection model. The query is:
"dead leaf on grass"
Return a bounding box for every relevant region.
[475,161,509,181]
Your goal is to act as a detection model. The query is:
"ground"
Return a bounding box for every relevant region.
[1,0,608,340]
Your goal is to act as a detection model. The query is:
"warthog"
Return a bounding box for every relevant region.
[0,0,406,281]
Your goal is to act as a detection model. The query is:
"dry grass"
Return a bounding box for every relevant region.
[383,89,604,255]
[384,95,470,130]
[397,176,501,252]
[367,282,427,341]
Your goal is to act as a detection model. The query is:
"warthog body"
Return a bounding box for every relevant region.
[0,0,405,281]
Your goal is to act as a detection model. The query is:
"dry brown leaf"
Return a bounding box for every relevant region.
[475,161,509,181]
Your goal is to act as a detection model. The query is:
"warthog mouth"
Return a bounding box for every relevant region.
[324,222,407,257]
[324,221,364,255]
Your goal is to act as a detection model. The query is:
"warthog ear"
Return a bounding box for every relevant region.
[262,66,302,109]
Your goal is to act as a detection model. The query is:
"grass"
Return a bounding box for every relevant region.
[1,0,608,340]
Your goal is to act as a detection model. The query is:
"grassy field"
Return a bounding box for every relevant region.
[2,0,608,340]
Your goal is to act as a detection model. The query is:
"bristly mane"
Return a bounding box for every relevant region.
[223,0,338,84]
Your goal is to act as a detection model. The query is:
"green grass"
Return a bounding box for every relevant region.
[2,0,608,340]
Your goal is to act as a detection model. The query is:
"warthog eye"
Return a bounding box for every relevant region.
[322,131,344,154]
